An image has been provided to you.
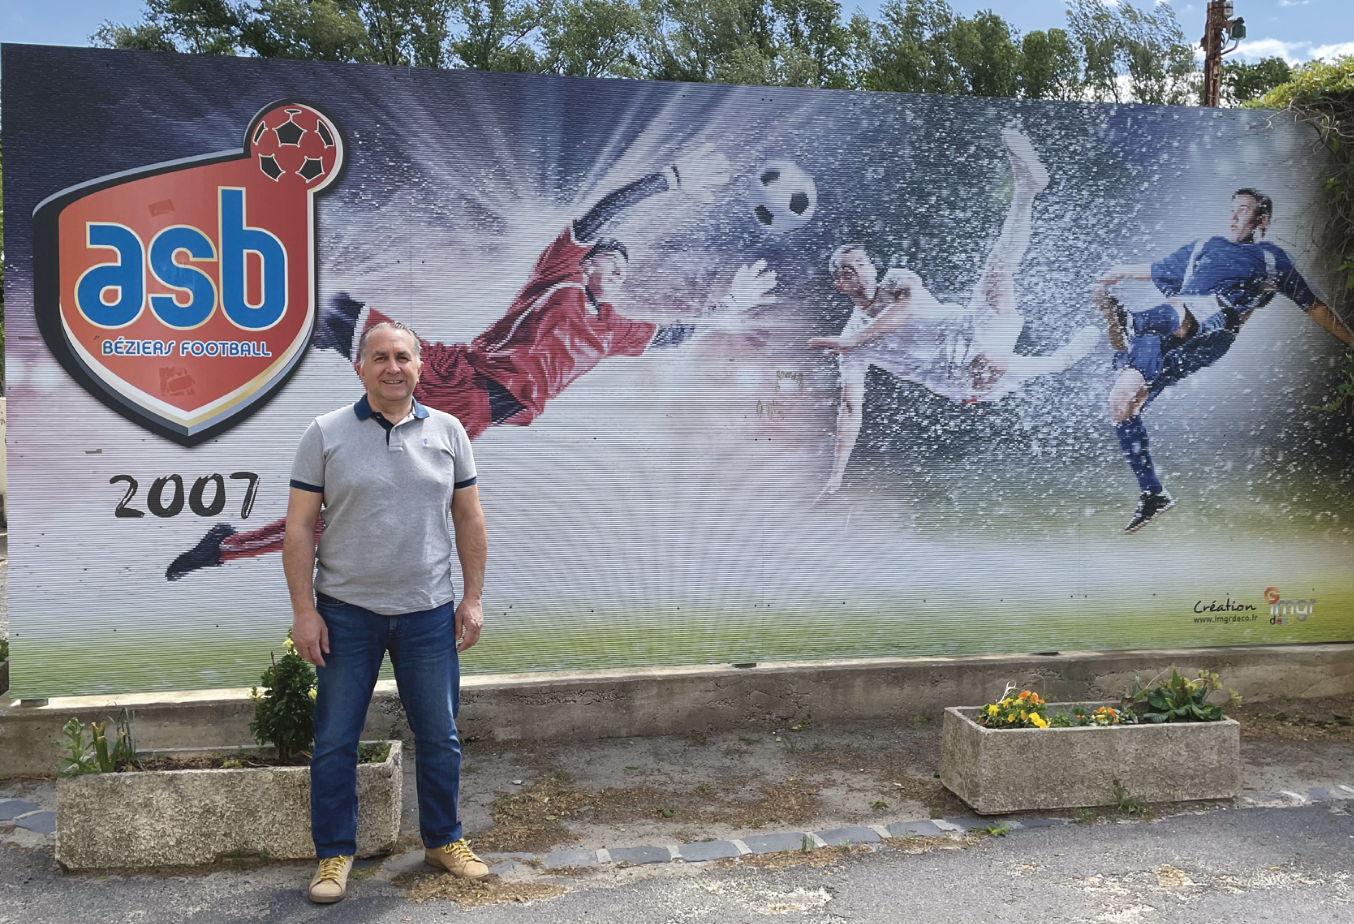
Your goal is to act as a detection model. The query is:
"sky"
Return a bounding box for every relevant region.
[0,0,1351,67]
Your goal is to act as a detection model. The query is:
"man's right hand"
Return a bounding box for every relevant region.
[292,604,329,667]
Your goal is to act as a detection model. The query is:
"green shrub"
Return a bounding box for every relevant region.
[249,634,316,763]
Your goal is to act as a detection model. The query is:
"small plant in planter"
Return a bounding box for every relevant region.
[1049,704,1127,727]
[249,634,316,763]
[56,708,139,775]
[975,688,1049,729]
[1123,667,1241,724]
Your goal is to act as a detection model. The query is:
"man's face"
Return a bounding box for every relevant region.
[582,251,628,301]
[832,248,878,302]
[355,327,422,410]
[1228,194,1268,242]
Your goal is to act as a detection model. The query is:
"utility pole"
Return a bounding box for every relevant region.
[1201,0,1247,107]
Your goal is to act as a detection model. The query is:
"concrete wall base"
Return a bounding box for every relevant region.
[3,643,1350,777]
[54,743,401,870]
[940,705,1240,814]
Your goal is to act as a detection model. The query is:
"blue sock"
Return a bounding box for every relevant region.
[1115,417,1162,495]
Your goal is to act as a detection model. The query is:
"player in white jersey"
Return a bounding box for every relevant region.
[810,127,1098,496]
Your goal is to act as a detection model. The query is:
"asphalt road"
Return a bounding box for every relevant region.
[5,800,1351,923]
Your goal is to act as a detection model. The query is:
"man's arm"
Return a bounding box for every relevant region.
[1308,301,1354,348]
[283,487,327,667]
[1098,263,1156,287]
[810,280,914,354]
[821,367,867,497]
[573,143,731,241]
[450,485,487,653]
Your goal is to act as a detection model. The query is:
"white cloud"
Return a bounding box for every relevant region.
[1277,1,1311,7]
[1232,37,1354,64]
[1233,38,1309,63]
[1311,42,1354,60]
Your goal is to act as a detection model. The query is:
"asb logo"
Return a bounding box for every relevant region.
[33,101,344,445]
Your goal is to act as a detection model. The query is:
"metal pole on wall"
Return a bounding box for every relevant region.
[1201,0,1247,107]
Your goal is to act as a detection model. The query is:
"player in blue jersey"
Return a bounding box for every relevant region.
[1096,188,1354,533]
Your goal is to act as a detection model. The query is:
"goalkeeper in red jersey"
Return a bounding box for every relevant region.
[167,144,776,580]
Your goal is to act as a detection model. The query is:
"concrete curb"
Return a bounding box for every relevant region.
[4,643,1351,776]
[378,783,1354,878]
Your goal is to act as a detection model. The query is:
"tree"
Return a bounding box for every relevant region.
[949,9,1018,98]
[91,0,241,55]
[537,0,643,78]
[860,0,960,95]
[240,0,371,61]
[1017,28,1081,101]
[1223,56,1293,106]
[1064,0,1197,105]
[448,0,542,71]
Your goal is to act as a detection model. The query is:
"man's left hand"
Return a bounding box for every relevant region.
[669,143,731,203]
[455,597,483,653]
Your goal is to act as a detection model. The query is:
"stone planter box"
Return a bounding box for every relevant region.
[55,741,401,871]
[940,705,1239,815]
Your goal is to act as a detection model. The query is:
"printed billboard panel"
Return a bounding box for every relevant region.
[3,45,1351,697]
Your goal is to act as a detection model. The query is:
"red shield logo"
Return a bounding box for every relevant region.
[33,101,344,445]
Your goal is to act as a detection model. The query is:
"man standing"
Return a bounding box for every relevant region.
[1097,188,1353,533]
[284,321,488,904]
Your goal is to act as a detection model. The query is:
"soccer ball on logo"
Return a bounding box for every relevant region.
[249,104,341,188]
[748,160,817,234]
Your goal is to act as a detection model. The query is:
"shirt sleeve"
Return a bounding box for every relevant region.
[605,313,661,358]
[450,420,478,490]
[1270,246,1318,311]
[289,420,325,493]
[1150,242,1196,296]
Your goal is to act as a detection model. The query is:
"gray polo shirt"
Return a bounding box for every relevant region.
[290,394,477,615]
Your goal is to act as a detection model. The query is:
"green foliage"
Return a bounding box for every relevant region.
[1249,58,1354,386]
[1111,778,1154,818]
[974,821,1010,837]
[1049,703,1133,727]
[1222,56,1292,106]
[91,0,1206,101]
[55,709,140,776]
[1064,0,1197,105]
[248,634,316,763]
[0,638,8,662]
[1123,667,1235,724]
[358,739,392,763]
[1320,351,1354,416]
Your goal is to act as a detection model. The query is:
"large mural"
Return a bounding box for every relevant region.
[4,45,1351,697]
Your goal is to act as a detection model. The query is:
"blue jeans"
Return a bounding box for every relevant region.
[1120,303,1237,409]
[312,593,463,858]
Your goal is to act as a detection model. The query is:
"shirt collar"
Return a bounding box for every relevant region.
[353,394,429,421]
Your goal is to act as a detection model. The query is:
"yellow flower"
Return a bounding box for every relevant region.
[1030,713,1048,728]
[987,704,999,716]
[283,637,296,654]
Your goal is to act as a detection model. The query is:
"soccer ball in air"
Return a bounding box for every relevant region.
[748,160,817,234]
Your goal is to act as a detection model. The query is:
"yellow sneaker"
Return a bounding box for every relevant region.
[308,855,354,903]
[425,838,489,880]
